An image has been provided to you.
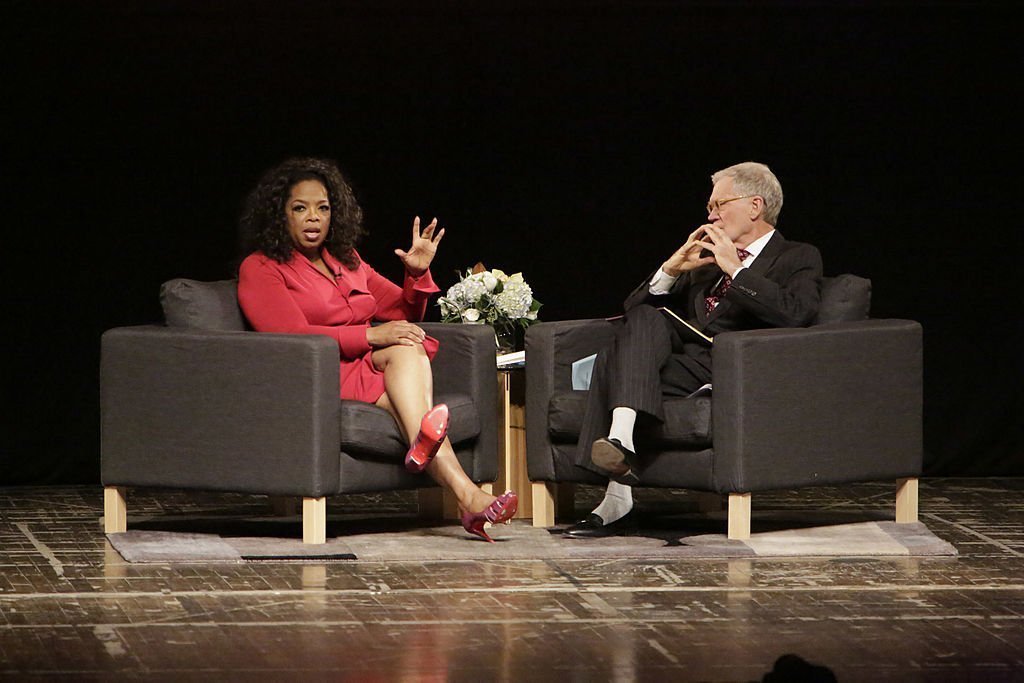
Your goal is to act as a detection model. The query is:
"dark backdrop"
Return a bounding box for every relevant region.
[5,1,1022,484]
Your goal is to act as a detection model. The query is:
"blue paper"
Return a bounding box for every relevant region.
[571,354,597,390]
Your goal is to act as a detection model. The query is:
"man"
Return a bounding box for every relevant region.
[566,161,823,537]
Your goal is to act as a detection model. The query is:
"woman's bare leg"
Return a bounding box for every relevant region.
[373,344,494,513]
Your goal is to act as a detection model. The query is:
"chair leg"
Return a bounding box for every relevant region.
[302,497,326,544]
[727,493,751,540]
[896,477,919,523]
[104,486,127,534]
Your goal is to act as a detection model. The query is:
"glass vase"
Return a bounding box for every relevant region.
[494,322,518,354]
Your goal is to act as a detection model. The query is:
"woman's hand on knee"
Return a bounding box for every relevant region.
[366,321,426,348]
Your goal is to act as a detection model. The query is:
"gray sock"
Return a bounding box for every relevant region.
[592,480,634,524]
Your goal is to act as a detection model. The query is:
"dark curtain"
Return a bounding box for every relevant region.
[4,1,1021,484]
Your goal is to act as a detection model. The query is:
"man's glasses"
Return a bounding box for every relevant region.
[706,195,757,215]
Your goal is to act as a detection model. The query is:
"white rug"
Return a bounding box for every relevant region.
[106,510,957,563]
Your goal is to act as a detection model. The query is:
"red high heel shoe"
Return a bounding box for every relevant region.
[461,490,519,543]
[404,404,449,473]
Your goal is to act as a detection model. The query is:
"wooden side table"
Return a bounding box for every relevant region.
[495,368,531,518]
[494,368,576,523]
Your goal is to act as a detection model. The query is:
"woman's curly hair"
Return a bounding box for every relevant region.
[239,157,366,269]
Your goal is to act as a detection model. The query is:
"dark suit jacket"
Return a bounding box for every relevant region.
[621,230,823,389]
[624,230,823,333]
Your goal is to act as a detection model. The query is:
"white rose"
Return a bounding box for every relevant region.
[491,268,508,282]
[509,272,525,284]
[462,308,481,322]
[482,272,498,292]
[526,310,538,320]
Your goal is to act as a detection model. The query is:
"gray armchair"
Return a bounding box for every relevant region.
[101,278,498,544]
[525,275,922,538]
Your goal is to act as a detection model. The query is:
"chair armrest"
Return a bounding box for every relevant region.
[419,323,499,481]
[525,319,616,481]
[419,322,498,399]
[710,319,923,493]
[101,325,341,497]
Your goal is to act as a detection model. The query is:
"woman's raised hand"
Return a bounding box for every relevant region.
[366,320,427,348]
[395,216,445,277]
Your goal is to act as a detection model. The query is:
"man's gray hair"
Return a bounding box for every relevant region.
[711,162,784,226]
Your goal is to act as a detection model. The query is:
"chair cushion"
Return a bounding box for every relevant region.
[815,274,871,324]
[645,395,713,447]
[548,390,712,448]
[548,391,589,443]
[160,278,247,331]
[339,392,480,460]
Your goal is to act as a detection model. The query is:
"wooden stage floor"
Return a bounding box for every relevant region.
[2,478,1022,681]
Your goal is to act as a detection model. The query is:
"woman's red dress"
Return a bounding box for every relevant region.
[238,249,440,402]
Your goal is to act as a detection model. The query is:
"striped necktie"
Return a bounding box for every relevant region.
[704,248,752,314]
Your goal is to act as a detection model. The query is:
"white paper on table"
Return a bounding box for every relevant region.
[497,350,526,368]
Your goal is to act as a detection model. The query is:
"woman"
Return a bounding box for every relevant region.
[237,157,516,542]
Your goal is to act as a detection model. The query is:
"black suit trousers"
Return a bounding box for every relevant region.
[574,304,709,473]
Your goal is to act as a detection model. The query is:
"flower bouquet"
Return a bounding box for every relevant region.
[438,264,542,353]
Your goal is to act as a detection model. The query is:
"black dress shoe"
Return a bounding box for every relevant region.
[563,510,638,538]
[591,438,640,484]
